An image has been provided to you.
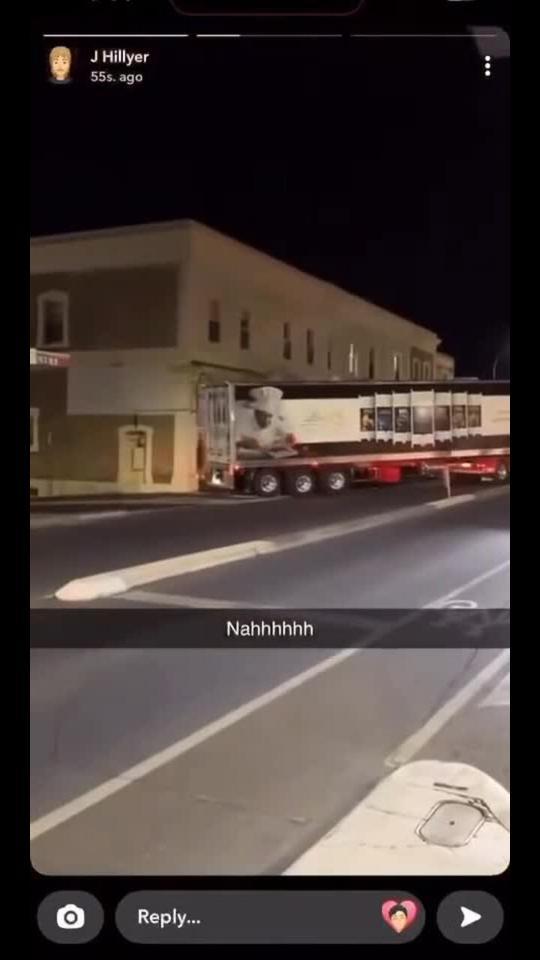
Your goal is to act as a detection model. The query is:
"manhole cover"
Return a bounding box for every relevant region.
[417,800,486,847]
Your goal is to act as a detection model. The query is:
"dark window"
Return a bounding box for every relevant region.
[307,329,315,365]
[44,302,64,344]
[283,322,292,360]
[38,293,68,347]
[208,300,221,343]
[327,344,332,371]
[30,409,39,452]
[369,348,376,379]
[240,311,250,350]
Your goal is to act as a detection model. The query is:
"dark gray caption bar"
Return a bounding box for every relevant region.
[116,890,425,944]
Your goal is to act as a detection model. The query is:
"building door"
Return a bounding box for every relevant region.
[118,425,153,489]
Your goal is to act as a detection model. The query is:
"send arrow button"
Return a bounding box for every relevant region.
[437,892,504,944]
[460,906,482,928]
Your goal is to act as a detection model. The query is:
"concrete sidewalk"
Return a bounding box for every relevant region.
[30,494,263,528]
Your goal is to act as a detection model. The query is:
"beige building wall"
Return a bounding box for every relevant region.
[182,223,441,383]
[30,267,179,351]
[434,351,456,379]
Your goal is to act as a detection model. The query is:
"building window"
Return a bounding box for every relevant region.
[422,361,432,380]
[348,343,359,377]
[327,341,333,372]
[412,358,421,380]
[240,311,250,350]
[208,300,221,343]
[392,352,402,380]
[37,291,69,348]
[283,322,292,360]
[307,329,315,365]
[369,348,376,379]
[30,408,39,453]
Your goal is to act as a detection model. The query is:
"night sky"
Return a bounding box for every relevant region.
[31,36,509,376]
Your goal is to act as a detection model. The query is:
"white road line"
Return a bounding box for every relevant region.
[121,560,509,613]
[31,559,510,838]
[124,590,271,609]
[385,650,510,768]
[479,671,510,708]
[430,494,476,509]
[54,489,507,602]
[30,648,360,840]
[424,560,510,608]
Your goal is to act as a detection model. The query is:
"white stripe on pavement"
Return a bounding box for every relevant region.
[104,559,510,614]
[30,647,360,840]
[424,560,510,608]
[55,488,508,602]
[32,565,509,840]
[479,671,510,708]
[124,590,271,609]
[385,649,510,768]
[430,494,476,509]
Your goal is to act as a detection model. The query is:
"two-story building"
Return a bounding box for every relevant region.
[30,220,452,495]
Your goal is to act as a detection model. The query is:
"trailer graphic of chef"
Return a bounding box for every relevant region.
[235,387,297,458]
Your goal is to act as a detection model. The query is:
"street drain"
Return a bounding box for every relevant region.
[417,800,486,847]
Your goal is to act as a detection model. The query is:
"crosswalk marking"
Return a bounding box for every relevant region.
[479,672,509,708]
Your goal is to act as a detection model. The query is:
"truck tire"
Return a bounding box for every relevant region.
[253,468,281,497]
[285,469,316,496]
[495,460,509,483]
[318,468,349,494]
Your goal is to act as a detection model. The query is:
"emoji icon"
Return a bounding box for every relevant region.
[49,46,72,84]
[381,900,418,934]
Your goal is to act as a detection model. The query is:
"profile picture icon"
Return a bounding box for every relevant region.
[49,46,72,84]
[381,899,418,934]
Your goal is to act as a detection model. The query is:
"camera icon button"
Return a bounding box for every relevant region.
[37,892,104,944]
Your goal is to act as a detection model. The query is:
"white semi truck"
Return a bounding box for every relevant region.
[198,379,510,497]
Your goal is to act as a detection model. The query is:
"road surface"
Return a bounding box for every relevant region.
[30,483,509,874]
[31,645,509,875]
[31,483,509,611]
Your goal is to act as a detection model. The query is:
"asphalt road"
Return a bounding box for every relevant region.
[30,484,510,875]
[31,483,509,612]
[30,646,509,875]
[30,478,495,603]
[119,491,509,610]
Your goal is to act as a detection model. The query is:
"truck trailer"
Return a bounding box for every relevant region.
[198,379,510,497]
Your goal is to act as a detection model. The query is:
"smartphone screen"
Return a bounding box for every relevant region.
[31,0,510,949]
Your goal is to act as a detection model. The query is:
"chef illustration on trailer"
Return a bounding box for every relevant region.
[235,387,297,458]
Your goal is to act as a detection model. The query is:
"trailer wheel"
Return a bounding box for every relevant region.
[253,468,281,497]
[318,468,349,495]
[285,469,316,496]
[495,460,510,483]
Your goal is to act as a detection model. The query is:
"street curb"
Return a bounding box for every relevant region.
[31,511,130,530]
[284,758,510,876]
[55,486,508,602]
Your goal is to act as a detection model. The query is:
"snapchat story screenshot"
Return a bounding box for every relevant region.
[30,0,510,951]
